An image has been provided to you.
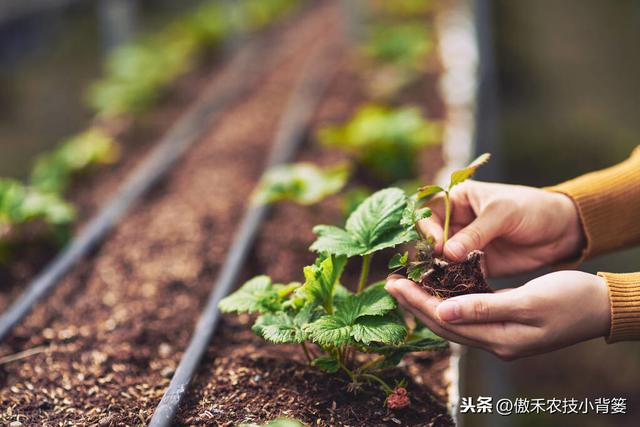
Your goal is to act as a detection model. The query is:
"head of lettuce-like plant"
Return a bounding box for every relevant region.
[219,187,447,402]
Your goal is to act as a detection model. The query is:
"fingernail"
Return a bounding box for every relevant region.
[437,301,461,322]
[384,278,398,291]
[445,240,466,260]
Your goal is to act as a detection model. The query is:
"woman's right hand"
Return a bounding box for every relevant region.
[419,181,586,277]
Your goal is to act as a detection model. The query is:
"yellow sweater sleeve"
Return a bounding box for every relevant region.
[548,146,640,343]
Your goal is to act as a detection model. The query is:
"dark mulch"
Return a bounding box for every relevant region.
[177,313,453,427]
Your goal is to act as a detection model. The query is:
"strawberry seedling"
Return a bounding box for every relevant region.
[393,154,493,297]
[220,188,447,406]
[252,162,349,206]
[30,128,120,195]
[317,104,441,182]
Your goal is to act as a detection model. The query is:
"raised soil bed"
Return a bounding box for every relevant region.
[0,2,455,425]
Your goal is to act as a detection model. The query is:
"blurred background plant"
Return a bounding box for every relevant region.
[0,0,300,255]
[317,104,441,183]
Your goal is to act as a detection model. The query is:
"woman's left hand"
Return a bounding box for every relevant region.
[385,271,611,360]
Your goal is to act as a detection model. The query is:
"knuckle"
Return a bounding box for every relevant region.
[462,226,484,247]
[471,299,490,321]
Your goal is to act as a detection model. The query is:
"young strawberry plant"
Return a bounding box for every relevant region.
[30,127,120,195]
[220,188,446,407]
[361,23,433,71]
[392,154,494,297]
[317,104,441,182]
[252,162,349,206]
[0,178,75,259]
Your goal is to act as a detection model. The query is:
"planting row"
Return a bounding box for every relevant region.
[0,0,465,425]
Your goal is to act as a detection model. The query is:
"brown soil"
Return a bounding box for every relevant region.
[176,315,453,427]
[0,4,341,425]
[420,250,493,298]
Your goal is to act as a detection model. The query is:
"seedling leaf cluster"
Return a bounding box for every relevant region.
[318,104,441,182]
[252,163,349,206]
[220,188,447,403]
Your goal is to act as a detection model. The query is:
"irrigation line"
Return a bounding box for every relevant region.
[149,41,338,427]
[0,34,289,343]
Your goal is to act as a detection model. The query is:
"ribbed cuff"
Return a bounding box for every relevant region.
[546,146,640,263]
[598,272,640,343]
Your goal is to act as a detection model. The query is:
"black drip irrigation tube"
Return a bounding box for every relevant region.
[149,42,338,427]
[0,33,290,343]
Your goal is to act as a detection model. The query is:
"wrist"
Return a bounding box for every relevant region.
[589,273,611,338]
[552,192,586,262]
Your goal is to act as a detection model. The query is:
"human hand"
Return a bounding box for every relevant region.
[385,271,611,360]
[420,181,585,277]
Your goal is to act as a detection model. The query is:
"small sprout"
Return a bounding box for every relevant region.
[417,153,490,244]
[388,251,409,269]
[317,104,441,182]
[252,162,349,206]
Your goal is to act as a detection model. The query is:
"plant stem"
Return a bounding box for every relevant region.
[338,355,356,381]
[357,355,385,373]
[443,191,451,246]
[361,373,394,395]
[301,342,313,364]
[357,254,372,294]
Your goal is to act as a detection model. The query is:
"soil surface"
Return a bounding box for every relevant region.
[176,315,453,427]
[420,250,493,298]
[0,4,341,425]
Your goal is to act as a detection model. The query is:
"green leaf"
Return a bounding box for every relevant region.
[310,225,365,257]
[336,284,397,323]
[372,323,448,367]
[388,252,409,269]
[448,153,491,190]
[400,195,431,228]
[297,255,347,313]
[407,265,424,282]
[417,184,444,199]
[304,315,353,346]
[351,315,406,345]
[310,188,418,257]
[252,162,349,206]
[218,275,283,314]
[317,104,441,182]
[0,179,75,228]
[30,128,119,194]
[251,305,317,344]
[305,285,405,347]
[311,356,340,373]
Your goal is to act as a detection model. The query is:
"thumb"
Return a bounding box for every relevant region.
[436,292,520,324]
[443,209,504,261]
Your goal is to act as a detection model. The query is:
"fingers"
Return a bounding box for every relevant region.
[435,291,529,324]
[385,277,500,346]
[385,277,482,347]
[443,204,507,261]
[417,218,443,254]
